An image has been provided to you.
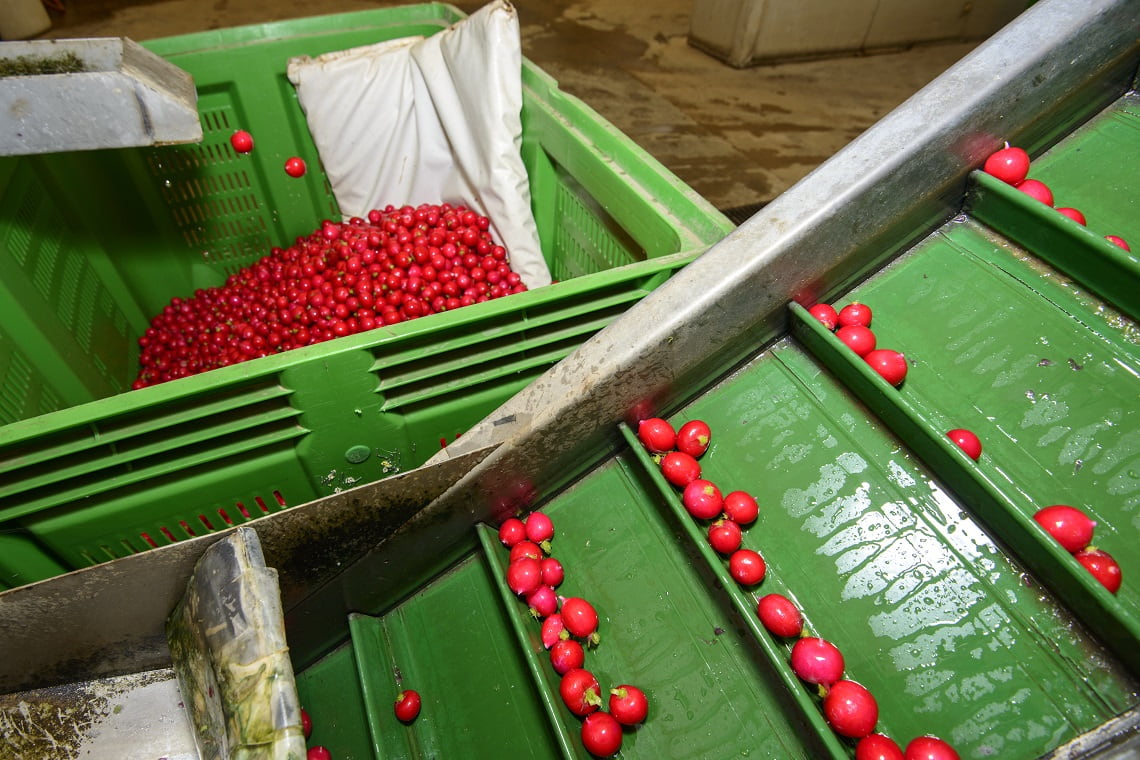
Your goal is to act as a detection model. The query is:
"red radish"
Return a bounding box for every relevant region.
[525,511,555,545]
[638,417,676,453]
[823,680,878,738]
[561,597,600,644]
[729,548,766,586]
[791,637,845,686]
[229,130,254,153]
[560,669,602,716]
[1106,235,1131,251]
[904,736,959,760]
[1032,505,1096,552]
[676,419,712,458]
[542,614,565,648]
[661,451,702,487]
[609,685,649,725]
[284,156,307,178]
[394,690,421,722]
[551,639,585,675]
[836,325,877,357]
[983,145,1030,185]
[723,491,759,525]
[499,518,527,548]
[708,519,743,554]
[509,541,544,563]
[541,557,565,587]
[857,734,904,760]
[1075,548,1122,593]
[837,303,872,329]
[1017,178,1053,205]
[308,747,332,760]
[581,711,622,757]
[757,593,803,638]
[683,479,724,520]
[1056,207,1086,225]
[527,584,559,618]
[946,428,982,460]
[301,708,312,739]
[507,558,542,596]
[808,303,839,330]
[865,349,908,387]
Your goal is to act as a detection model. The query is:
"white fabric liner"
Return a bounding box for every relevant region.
[286,0,551,289]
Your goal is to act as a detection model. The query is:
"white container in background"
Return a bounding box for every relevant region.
[0,0,52,41]
[689,0,1028,67]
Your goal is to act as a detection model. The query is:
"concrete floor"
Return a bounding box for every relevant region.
[40,0,983,212]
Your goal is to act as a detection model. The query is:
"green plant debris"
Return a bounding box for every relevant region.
[0,52,87,78]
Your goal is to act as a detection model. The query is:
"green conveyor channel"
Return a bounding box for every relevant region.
[290,84,1140,760]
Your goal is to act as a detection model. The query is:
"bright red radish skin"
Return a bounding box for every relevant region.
[638,417,676,454]
[609,684,649,725]
[865,349,908,387]
[1017,178,1053,205]
[525,512,554,544]
[507,558,542,596]
[542,614,565,648]
[904,735,960,760]
[660,451,702,488]
[527,584,559,618]
[837,303,872,329]
[284,156,307,178]
[229,130,254,153]
[1056,207,1086,225]
[541,557,565,587]
[581,711,623,757]
[550,639,585,674]
[561,597,601,645]
[791,637,845,687]
[1032,505,1096,553]
[499,518,526,548]
[676,419,712,458]
[823,680,878,738]
[757,594,803,638]
[394,690,421,722]
[1075,548,1122,593]
[946,428,982,460]
[723,491,759,525]
[836,325,877,357]
[1106,235,1131,251]
[308,747,332,760]
[708,519,743,555]
[983,145,1030,185]
[856,734,904,760]
[301,708,312,739]
[509,541,543,563]
[729,548,766,586]
[683,479,724,520]
[808,303,839,330]
[560,668,602,716]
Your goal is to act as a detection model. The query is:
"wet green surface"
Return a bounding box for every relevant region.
[349,552,560,760]
[482,458,823,760]
[294,644,375,760]
[665,341,1136,757]
[1029,91,1139,243]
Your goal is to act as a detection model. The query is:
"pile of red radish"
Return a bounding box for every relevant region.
[638,415,959,759]
[808,302,909,389]
[983,144,1131,252]
[133,204,529,388]
[498,511,648,758]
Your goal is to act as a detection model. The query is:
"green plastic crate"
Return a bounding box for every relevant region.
[0,3,733,588]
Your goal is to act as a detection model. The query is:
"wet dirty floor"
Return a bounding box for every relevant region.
[41,0,982,212]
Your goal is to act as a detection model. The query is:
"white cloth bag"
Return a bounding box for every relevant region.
[286,0,551,288]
